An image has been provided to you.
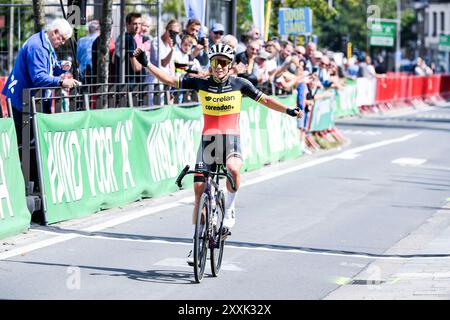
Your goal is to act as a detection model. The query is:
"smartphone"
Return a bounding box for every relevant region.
[169,30,178,44]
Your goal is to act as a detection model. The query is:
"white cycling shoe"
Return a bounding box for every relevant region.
[186,249,194,266]
[223,208,236,229]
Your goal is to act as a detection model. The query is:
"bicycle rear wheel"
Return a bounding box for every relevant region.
[210,190,225,277]
[194,193,209,283]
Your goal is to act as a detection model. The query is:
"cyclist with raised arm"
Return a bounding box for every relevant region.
[134,43,302,265]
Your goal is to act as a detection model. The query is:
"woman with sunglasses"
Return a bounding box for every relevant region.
[134,43,303,265]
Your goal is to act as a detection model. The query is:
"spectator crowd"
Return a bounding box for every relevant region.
[78,13,387,96]
[73,13,398,152]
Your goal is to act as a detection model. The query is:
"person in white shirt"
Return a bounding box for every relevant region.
[147,19,180,105]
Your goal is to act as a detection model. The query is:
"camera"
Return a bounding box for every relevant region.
[199,37,206,47]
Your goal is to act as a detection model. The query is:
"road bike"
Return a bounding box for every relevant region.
[176,164,236,283]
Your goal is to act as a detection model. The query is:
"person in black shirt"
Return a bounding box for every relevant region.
[114,12,144,83]
[234,40,260,86]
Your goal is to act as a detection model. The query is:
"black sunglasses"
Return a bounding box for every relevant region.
[214,31,224,35]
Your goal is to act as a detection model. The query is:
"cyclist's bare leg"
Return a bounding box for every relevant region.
[222,157,242,230]
[226,156,242,192]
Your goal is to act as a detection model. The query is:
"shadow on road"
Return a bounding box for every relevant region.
[5,259,196,284]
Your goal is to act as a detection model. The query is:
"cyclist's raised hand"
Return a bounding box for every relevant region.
[286,107,303,118]
[133,48,149,67]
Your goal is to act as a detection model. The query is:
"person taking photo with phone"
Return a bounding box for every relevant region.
[147,19,181,104]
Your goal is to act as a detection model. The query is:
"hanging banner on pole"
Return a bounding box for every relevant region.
[278,7,312,36]
[184,0,206,32]
[250,0,265,40]
[264,0,272,41]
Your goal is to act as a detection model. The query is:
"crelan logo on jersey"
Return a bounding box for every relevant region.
[205,95,236,103]
[200,90,242,116]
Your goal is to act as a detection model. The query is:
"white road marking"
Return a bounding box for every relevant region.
[392,158,427,167]
[0,132,422,261]
[340,262,367,268]
[340,130,382,136]
[336,153,360,160]
[395,272,450,279]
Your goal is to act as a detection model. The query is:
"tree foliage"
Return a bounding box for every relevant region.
[236,0,415,57]
[237,0,339,37]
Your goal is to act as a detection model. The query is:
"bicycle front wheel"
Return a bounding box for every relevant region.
[194,193,209,283]
[211,190,225,277]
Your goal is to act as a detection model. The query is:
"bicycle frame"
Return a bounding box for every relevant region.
[176,164,234,282]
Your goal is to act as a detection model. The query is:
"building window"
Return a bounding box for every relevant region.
[424,11,429,36]
[441,12,445,33]
[433,12,437,37]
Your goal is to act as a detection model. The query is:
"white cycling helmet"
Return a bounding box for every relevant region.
[208,43,235,62]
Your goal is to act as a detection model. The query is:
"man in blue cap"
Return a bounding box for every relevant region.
[209,23,224,46]
[197,23,226,67]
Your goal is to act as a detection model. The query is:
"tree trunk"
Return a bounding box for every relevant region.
[96,0,113,107]
[97,0,113,84]
[32,0,45,32]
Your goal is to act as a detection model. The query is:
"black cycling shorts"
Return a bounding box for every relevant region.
[194,134,242,183]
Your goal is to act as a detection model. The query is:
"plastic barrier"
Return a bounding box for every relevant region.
[0,118,31,240]
[334,79,359,118]
[355,77,377,108]
[308,91,336,131]
[34,95,301,224]
[0,76,8,116]
[359,73,450,114]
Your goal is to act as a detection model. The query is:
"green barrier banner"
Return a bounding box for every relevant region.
[240,95,301,171]
[0,118,30,239]
[309,91,336,132]
[134,105,203,197]
[35,107,203,224]
[36,96,301,224]
[334,80,359,118]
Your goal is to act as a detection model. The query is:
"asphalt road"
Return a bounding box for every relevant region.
[1,102,450,301]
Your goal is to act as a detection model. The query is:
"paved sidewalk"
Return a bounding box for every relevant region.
[325,200,450,300]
